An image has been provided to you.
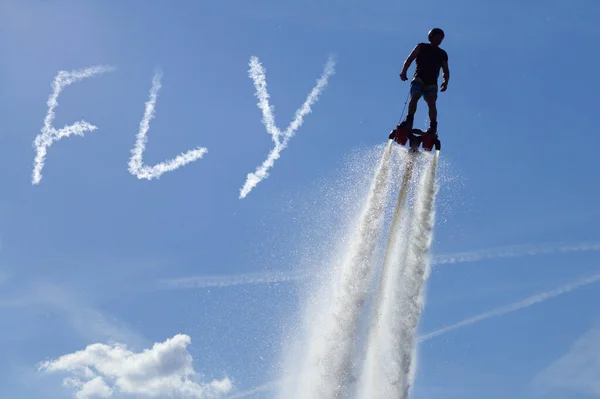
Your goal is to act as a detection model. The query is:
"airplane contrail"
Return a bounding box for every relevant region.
[433,242,600,266]
[239,55,336,199]
[418,271,600,342]
[159,269,308,289]
[158,241,600,289]
[128,70,208,180]
[225,380,284,399]
[33,65,115,185]
[231,270,600,399]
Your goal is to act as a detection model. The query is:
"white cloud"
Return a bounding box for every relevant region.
[65,377,113,399]
[39,334,233,399]
[532,326,600,397]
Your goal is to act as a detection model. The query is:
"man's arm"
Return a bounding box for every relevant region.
[440,58,450,91]
[442,60,449,82]
[400,44,420,80]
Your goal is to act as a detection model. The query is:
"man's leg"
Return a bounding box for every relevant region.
[407,93,420,120]
[402,80,422,128]
[424,92,438,134]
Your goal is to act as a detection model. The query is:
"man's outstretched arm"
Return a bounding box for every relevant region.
[400,44,420,80]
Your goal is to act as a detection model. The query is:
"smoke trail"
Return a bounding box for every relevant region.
[418,271,600,342]
[279,142,393,399]
[240,56,336,199]
[128,70,208,180]
[33,65,115,185]
[357,150,416,398]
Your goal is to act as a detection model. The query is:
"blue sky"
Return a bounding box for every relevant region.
[1,0,600,398]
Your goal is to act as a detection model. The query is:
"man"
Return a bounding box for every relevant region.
[398,28,449,135]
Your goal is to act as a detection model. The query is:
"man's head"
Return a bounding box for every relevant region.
[428,28,445,46]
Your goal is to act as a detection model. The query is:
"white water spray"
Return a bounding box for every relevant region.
[391,152,439,398]
[357,151,416,398]
[277,141,440,399]
[278,142,394,399]
[358,151,439,399]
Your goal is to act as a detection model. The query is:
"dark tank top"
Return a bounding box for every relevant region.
[414,43,448,85]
